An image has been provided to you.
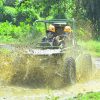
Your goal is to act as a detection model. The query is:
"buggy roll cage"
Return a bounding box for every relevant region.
[34,19,76,43]
[34,19,76,33]
[33,19,76,48]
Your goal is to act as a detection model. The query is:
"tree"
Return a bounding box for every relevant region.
[34,0,75,19]
[75,0,100,39]
[0,0,4,22]
[4,0,16,6]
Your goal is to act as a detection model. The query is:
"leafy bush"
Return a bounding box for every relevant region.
[15,0,40,25]
[80,40,100,52]
[78,40,100,56]
[0,0,4,21]
[0,20,47,43]
[4,0,16,6]
[0,0,3,7]
[76,20,93,40]
[73,92,100,100]
[2,6,17,23]
[4,6,17,17]
[0,21,31,42]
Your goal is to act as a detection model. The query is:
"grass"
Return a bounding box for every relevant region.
[78,40,100,57]
[72,92,100,100]
[45,92,100,100]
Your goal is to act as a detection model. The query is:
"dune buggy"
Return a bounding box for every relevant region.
[13,19,93,88]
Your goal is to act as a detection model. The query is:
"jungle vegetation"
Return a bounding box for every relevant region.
[0,0,100,43]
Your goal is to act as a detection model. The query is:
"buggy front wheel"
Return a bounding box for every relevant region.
[64,57,76,85]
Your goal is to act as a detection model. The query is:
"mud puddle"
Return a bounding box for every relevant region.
[0,44,100,100]
[0,64,100,100]
[0,79,100,100]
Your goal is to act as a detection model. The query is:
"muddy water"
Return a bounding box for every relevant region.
[0,59,99,100]
[94,58,100,69]
[0,44,100,100]
[0,80,100,100]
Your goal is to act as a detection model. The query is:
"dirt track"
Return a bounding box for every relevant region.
[0,79,99,100]
[0,44,100,100]
[0,57,99,100]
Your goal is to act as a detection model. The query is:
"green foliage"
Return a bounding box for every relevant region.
[77,27,92,40]
[4,0,16,6]
[78,40,100,57]
[0,22,31,42]
[0,0,99,42]
[73,92,100,100]
[4,6,17,17]
[0,0,3,6]
[80,40,100,52]
[76,20,93,40]
[38,0,75,19]
[0,0,4,13]
[15,0,40,25]
[2,6,17,23]
[66,0,75,18]
[16,7,39,24]
[46,95,59,100]
[28,22,45,44]
[75,0,100,39]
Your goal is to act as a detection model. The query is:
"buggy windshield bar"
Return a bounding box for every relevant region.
[35,19,74,24]
[35,19,67,24]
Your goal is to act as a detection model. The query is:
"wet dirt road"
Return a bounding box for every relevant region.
[0,79,100,100]
[0,44,100,100]
[0,58,99,100]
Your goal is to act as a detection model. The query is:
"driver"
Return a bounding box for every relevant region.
[48,24,55,33]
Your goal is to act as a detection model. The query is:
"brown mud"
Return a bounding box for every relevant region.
[0,44,100,100]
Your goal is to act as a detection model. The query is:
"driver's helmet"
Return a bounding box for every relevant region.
[64,26,72,33]
[48,24,55,32]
